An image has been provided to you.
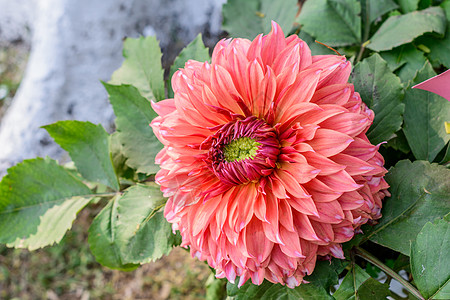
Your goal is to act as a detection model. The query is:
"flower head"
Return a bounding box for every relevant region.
[151,21,390,288]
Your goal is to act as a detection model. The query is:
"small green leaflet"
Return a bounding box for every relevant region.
[168,34,210,98]
[351,54,405,144]
[298,0,361,47]
[0,157,93,250]
[88,184,180,271]
[362,0,399,24]
[397,0,419,13]
[104,83,162,175]
[367,6,446,51]
[363,160,450,255]
[222,0,298,39]
[411,216,450,299]
[403,62,450,162]
[110,36,165,101]
[43,121,119,191]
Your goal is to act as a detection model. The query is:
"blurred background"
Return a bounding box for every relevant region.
[0,0,227,299]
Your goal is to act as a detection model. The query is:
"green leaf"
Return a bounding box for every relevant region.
[297,31,337,55]
[385,130,411,154]
[0,157,92,250]
[364,0,399,23]
[403,62,450,162]
[222,0,298,39]
[298,0,361,46]
[419,0,450,68]
[333,264,371,300]
[104,83,162,175]
[380,44,427,85]
[397,0,419,13]
[411,216,450,299]
[357,277,391,300]
[351,53,405,144]
[43,121,119,190]
[227,279,333,300]
[205,274,227,300]
[168,34,210,98]
[110,36,165,101]
[363,160,450,255]
[304,259,348,291]
[367,7,447,51]
[88,184,179,270]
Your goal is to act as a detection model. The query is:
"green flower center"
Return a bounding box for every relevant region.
[223,137,261,162]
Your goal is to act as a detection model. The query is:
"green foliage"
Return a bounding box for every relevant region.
[403,62,450,162]
[298,0,361,46]
[0,157,92,250]
[351,53,405,144]
[43,121,119,190]
[88,184,179,271]
[410,216,450,299]
[222,0,298,39]
[357,278,391,299]
[363,0,399,23]
[333,264,370,300]
[104,83,162,175]
[364,160,450,255]
[168,34,210,98]
[110,36,165,101]
[367,7,446,51]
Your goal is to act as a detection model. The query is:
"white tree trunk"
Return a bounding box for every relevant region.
[0,0,225,174]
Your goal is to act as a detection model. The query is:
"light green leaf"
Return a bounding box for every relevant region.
[298,0,361,47]
[397,0,419,13]
[333,264,370,300]
[0,157,93,250]
[110,36,165,101]
[168,34,210,98]
[367,7,446,51]
[227,279,333,300]
[205,274,227,300]
[403,62,450,162]
[88,184,179,270]
[104,83,162,175]
[411,217,450,299]
[351,54,405,144]
[43,121,119,190]
[357,278,391,300]
[363,160,450,255]
[222,0,298,39]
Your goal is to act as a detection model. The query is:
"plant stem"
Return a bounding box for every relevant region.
[354,247,424,300]
[356,0,372,63]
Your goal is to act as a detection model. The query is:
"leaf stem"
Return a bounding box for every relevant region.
[354,247,424,300]
[356,0,372,63]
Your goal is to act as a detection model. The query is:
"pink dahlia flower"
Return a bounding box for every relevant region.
[151,21,390,288]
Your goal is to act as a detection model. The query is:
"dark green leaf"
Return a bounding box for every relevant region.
[297,31,337,55]
[419,0,450,68]
[227,279,333,300]
[367,7,446,51]
[363,160,450,255]
[411,216,450,299]
[168,34,210,98]
[364,0,399,23]
[385,130,411,154]
[403,62,450,162]
[222,0,298,39]
[297,0,361,46]
[43,121,119,190]
[333,264,370,300]
[380,44,427,85]
[104,83,162,175]
[351,53,405,144]
[88,184,179,270]
[110,36,165,101]
[0,157,92,250]
[357,277,391,300]
[304,259,348,291]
